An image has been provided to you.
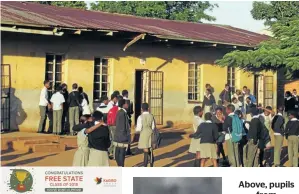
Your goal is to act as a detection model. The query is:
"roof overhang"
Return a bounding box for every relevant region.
[1,26,64,36]
[1,22,256,49]
[153,35,254,48]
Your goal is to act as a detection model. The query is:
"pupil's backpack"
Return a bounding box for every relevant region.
[107,106,119,126]
[229,114,244,143]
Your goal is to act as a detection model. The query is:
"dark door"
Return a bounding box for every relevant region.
[1,64,11,131]
[135,70,164,125]
[134,70,144,124]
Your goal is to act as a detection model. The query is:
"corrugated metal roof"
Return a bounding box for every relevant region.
[1,1,269,47]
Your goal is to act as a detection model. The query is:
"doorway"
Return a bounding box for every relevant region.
[134,70,144,124]
[254,74,265,106]
[254,74,259,103]
[134,70,164,125]
[1,64,11,131]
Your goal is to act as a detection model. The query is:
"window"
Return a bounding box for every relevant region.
[188,63,201,101]
[45,54,64,95]
[227,67,235,93]
[264,76,273,107]
[93,58,109,102]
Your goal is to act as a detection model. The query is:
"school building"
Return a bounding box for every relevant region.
[1,2,277,132]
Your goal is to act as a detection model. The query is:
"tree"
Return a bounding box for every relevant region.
[90,1,218,22]
[35,1,87,9]
[251,1,299,26]
[216,1,299,78]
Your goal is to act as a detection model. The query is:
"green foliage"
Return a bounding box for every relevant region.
[251,1,299,26]
[216,2,299,78]
[35,1,87,9]
[90,1,217,22]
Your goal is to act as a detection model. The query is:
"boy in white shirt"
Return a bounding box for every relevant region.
[38,80,51,133]
[50,85,65,135]
[107,93,118,110]
[96,96,110,122]
[232,97,242,111]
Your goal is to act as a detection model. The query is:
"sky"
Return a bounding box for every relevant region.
[86,1,266,33]
[205,1,266,32]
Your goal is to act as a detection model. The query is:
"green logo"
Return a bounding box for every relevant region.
[9,169,33,193]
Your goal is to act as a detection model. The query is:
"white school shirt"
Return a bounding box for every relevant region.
[193,116,204,132]
[39,87,49,106]
[259,113,273,131]
[107,101,115,110]
[80,128,87,137]
[260,113,273,121]
[96,103,110,114]
[81,98,91,115]
[50,92,65,111]
[232,101,242,111]
[135,112,156,132]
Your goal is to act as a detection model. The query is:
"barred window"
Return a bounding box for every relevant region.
[227,67,235,93]
[188,62,201,102]
[45,54,64,96]
[93,58,109,102]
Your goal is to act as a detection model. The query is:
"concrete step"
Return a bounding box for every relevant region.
[12,139,55,150]
[59,137,77,148]
[17,136,60,142]
[1,135,60,150]
[13,141,66,152]
[12,137,65,152]
[32,143,66,152]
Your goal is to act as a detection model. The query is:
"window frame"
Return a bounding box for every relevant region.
[264,76,273,107]
[227,67,236,93]
[45,53,64,96]
[93,57,109,102]
[188,62,201,103]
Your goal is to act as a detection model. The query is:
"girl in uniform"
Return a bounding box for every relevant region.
[188,106,204,167]
[202,89,216,114]
[190,112,219,167]
[72,115,103,166]
[136,103,157,167]
[211,107,227,165]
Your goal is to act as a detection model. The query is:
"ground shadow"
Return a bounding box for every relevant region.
[263,146,288,167]
[280,146,289,166]
[131,131,186,157]
[166,121,174,128]
[1,151,32,161]
[1,87,27,131]
[133,132,186,167]
[65,147,77,151]
[0,141,14,155]
[4,153,58,166]
[158,131,185,149]
[0,149,14,155]
[155,144,189,162]
[164,151,194,167]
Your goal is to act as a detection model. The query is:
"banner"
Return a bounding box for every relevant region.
[2,167,299,194]
[1,167,122,194]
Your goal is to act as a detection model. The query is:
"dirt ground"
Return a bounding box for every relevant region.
[0,126,295,167]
